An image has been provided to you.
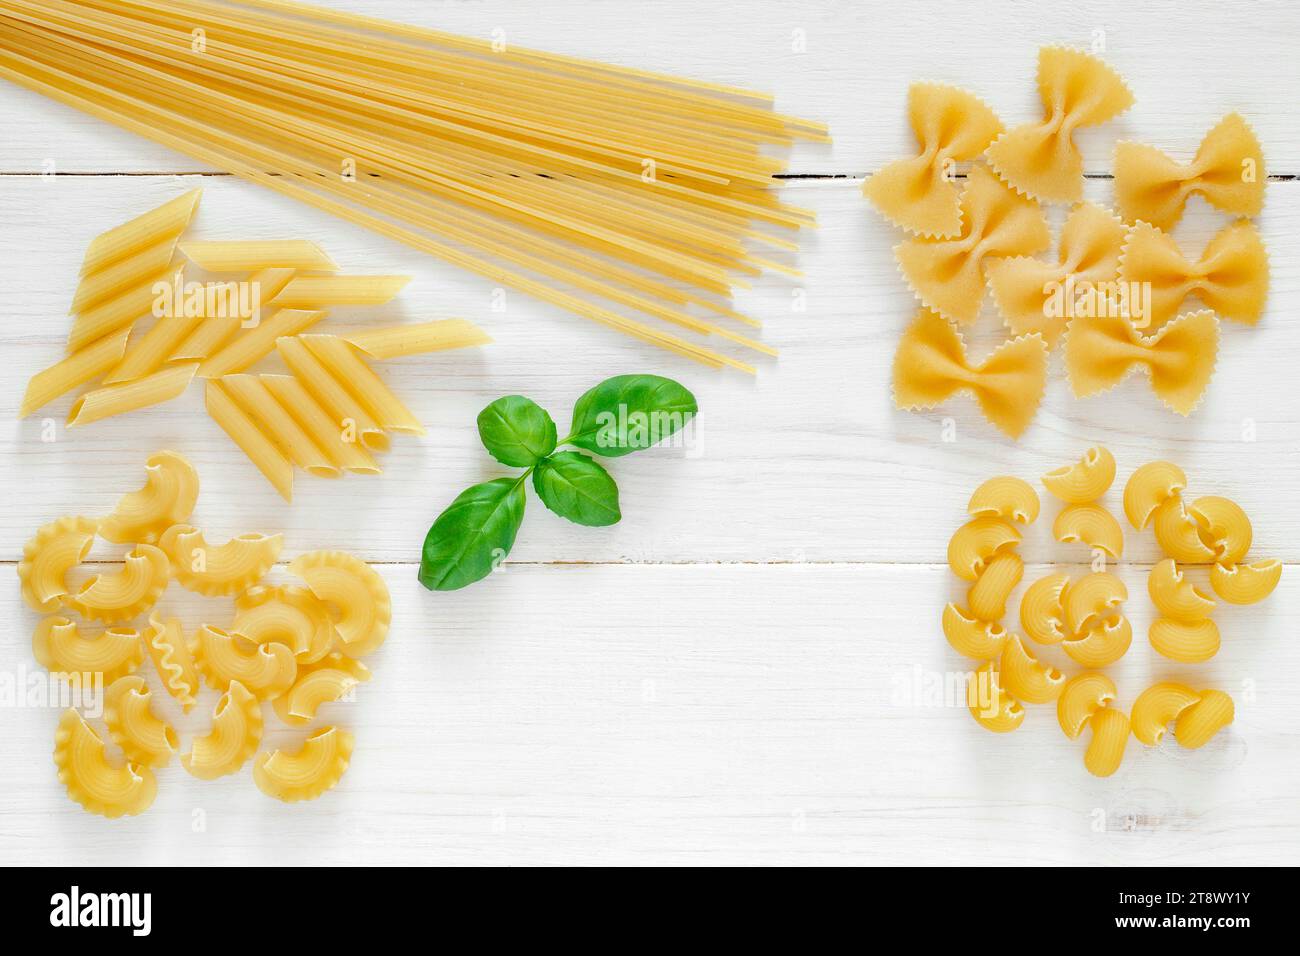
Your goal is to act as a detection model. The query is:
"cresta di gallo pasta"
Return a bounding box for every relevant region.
[872,47,1268,438]
[946,447,1279,777]
[19,451,389,817]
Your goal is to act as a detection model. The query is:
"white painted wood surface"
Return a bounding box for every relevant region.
[1,0,1298,866]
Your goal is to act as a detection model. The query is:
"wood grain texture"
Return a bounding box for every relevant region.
[1,0,1297,866]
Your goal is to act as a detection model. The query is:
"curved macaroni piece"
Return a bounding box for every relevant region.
[985,47,1133,203]
[863,83,1003,238]
[1020,572,1071,645]
[894,165,1050,325]
[942,603,1008,660]
[1130,682,1201,746]
[1188,496,1252,566]
[98,451,199,544]
[18,516,98,612]
[192,624,297,700]
[64,544,170,625]
[181,680,264,780]
[1114,113,1265,231]
[967,662,1025,733]
[32,616,142,685]
[54,709,157,818]
[1119,220,1268,329]
[273,654,372,726]
[893,310,1049,438]
[1064,310,1220,417]
[158,524,283,597]
[987,203,1128,346]
[1173,689,1234,749]
[142,612,200,713]
[967,475,1040,524]
[1041,446,1116,504]
[999,634,1066,704]
[1062,571,1127,635]
[1210,559,1282,605]
[946,516,1022,581]
[1149,617,1220,664]
[253,726,354,803]
[1084,706,1131,777]
[1123,460,1187,530]
[234,585,336,664]
[1147,559,1215,622]
[103,676,178,769]
[1053,503,1124,558]
[1062,615,1132,668]
[1152,497,1218,563]
[1057,672,1117,739]
[288,551,391,657]
[967,552,1023,622]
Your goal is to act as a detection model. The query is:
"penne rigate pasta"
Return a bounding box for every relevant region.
[275,336,388,450]
[219,374,341,478]
[299,334,425,435]
[66,362,197,427]
[20,326,130,418]
[66,274,172,354]
[70,234,178,316]
[169,267,297,362]
[103,314,205,384]
[196,308,324,378]
[259,374,382,475]
[205,380,295,501]
[269,275,410,308]
[341,319,491,359]
[79,189,201,277]
[179,240,338,273]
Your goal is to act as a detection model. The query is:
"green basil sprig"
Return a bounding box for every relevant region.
[419,374,697,591]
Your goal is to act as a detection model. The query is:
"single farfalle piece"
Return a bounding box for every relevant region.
[192,624,297,700]
[98,451,199,544]
[103,676,178,769]
[988,202,1128,346]
[33,616,142,685]
[288,551,391,658]
[942,604,1009,660]
[1130,682,1202,746]
[892,309,1049,438]
[1053,503,1124,558]
[234,584,337,664]
[273,653,371,727]
[1020,572,1071,645]
[1114,113,1265,230]
[1058,672,1118,739]
[181,680,264,780]
[63,544,171,625]
[142,612,200,713]
[1123,460,1187,530]
[967,475,1040,524]
[986,47,1134,203]
[1173,689,1234,749]
[946,515,1022,581]
[1042,445,1117,503]
[1119,220,1268,329]
[894,165,1050,325]
[18,516,99,613]
[1064,310,1219,416]
[158,524,283,597]
[864,82,1004,237]
[54,709,157,818]
[1210,559,1281,605]
[253,726,354,803]
[967,661,1026,733]
[1083,706,1131,777]
[1148,559,1216,622]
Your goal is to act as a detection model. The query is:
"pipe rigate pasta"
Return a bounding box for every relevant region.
[1188,496,1253,566]
[99,450,199,544]
[967,476,1039,525]
[985,47,1133,203]
[63,544,171,625]
[1147,559,1215,623]
[103,676,178,769]
[1019,572,1071,645]
[1130,682,1202,746]
[1149,618,1220,664]
[1210,559,1281,605]
[1114,113,1265,231]
[143,612,200,713]
[998,635,1066,705]
[54,709,157,819]
[1123,461,1187,531]
[33,616,142,685]
[946,516,1022,581]
[1053,503,1124,559]
[1057,672,1117,740]
[234,584,337,665]
[273,654,371,727]
[253,726,355,803]
[942,604,1008,661]
[288,550,391,657]
[1062,571,1127,636]
[862,83,1003,238]
[192,624,297,701]
[966,552,1022,622]
[967,662,1026,733]
[181,680,264,780]
[18,515,99,612]
[1173,689,1235,749]
[1062,616,1132,669]
[1083,706,1131,777]
[158,524,283,597]
[1041,446,1116,504]
[1152,496,1219,564]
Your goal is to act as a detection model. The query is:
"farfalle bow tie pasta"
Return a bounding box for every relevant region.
[1114,113,1265,230]
[891,309,1048,438]
[1064,310,1220,415]
[1119,219,1269,328]
[985,46,1134,203]
[863,83,1004,237]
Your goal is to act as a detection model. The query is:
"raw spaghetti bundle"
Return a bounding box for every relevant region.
[0,0,826,371]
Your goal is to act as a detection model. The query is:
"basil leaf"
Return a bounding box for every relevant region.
[566,374,697,458]
[532,452,621,527]
[476,395,557,467]
[418,478,526,591]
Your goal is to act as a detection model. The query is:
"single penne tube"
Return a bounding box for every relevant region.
[275,336,388,450]
[169,268,296,363]
[340,319,491,359]
[219,373,340,478]
[260,374,381,475]
[21,327,131,417]
[269,275,410,308]
[67,273,172,353]
[71,235,179,316]
[205,380,295,501]
[300,334,425,435]
[179,240,337,273]
[104,314,205,384]
[197,309,325,378]
[80,189,201,277]
[67,362,197,427]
